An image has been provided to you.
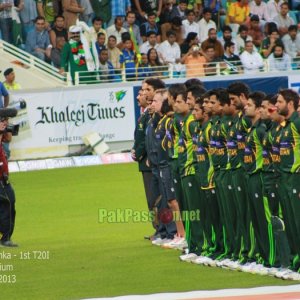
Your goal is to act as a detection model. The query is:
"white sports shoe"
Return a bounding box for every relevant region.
[216,258,231,268]
[240,262,257,272]
[192,256,210,265]
[226,260,240,270]
[161,237,187,250]
[282,271,300,281]
[179,253,198,262]
[152,238,169,246]
[275,268,293,279]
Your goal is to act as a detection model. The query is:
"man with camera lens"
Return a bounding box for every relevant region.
[0,108,18,247]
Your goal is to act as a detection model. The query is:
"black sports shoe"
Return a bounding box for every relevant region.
[1,240,18,247]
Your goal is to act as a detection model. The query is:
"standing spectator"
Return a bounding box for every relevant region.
[36,0,60,27]
[123,11,143,47]
[250,0,270,27]
[261,27,283,58]
[248,15,264,50]
[267,0,284,21]
[181,44,206,77]
[25,16,52,61]
[51,36,65,68]
[198,7,216,43]
[282,25,300,63]
[98,48,116,82]
[169,0,188,21]
[88,17,107,45]
[0,75,9,107]
[272,2,294,37]
[235,24,253,54]
[49,15,68,48]
[140,31,159,55]
[19,0,37,41]
[78,0,93,26]
[3,68,21,90]
[89,0,111,25]
[226,0,250,33]
[268,43,291,71]
[201,28,224,57]
[182,9,199,40]
[159,0,174,24]
[161,16,183,45]
[95,32,106,54]
[0,0,13,43]
[157,30,183,76]
[120,38,136,80]
[133,0,163,24]
[62,0,85,29]
[107,35,121,70]
[222,41,242,74]
[240,40,264,74]
[109,0,131,27]
[140,12,162,43]
[106,16,127,46]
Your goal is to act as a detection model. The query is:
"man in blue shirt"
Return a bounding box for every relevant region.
[0,75,9,108]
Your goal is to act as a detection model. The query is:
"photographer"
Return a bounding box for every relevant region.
[0,109,18,247]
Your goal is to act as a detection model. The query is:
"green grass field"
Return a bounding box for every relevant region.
[1,163,298,300]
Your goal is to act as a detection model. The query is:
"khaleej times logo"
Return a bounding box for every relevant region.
[109,90,127,103]
[98,208,200,224]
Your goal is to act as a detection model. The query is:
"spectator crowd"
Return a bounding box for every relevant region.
[1,0,300,83]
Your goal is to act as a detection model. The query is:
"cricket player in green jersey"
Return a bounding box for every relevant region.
[176,89,203,262]
[243,91,275,270]
[227,82,253,266]
[209,88,236,263]
[275,89,300,280]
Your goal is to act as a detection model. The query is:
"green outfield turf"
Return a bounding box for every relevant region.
[1,163,298,300]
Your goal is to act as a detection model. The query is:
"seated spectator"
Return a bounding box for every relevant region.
[25,16,52,61]
[268,44,291,71]
[247,15,264,50]
[106,16,128,46]
[261,27,283,58]
[140,31,159,55]
[182,9,199,40]
[267,0,284,21]
[235,24,253,54]
[123,11,143,46]
[201,28,224,58]
[88,17,107,45]
[218,25,238,55]
[198,8,217,43]
[95,32,106,54]
[133,0,163,24]
[203,44,223,76]
[3,68,21,90]
[226,0,250,33]
[147,48,166,78]
[49,15,68,48]
[98,48,117,82]
[137,53,150,79]
[140,12,162,43]
[107,35,121,70]
[272,2,295,37]
[180,32,199,56]
[169,0,188,21]
[222,41,243,74]
[240,40,264,74]
[249,0,270,27]
[157,30,184,77]
[202,0,225,28]
[161,16,183,45]
[51,36,66,68]
[120,38,136,80]
[282,25,300,63]
[62,0,85,29]
[181,44,206,77]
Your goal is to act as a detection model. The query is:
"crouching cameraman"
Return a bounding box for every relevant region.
[0,108,18,247]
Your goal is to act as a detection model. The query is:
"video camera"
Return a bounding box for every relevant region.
[0,108,19,136]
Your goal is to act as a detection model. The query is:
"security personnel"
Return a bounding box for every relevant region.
[276,89,300,274]
[0,115,17,247]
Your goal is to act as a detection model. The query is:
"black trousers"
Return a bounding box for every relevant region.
[0,183,16,242]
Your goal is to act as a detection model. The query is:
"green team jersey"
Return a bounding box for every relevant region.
[210,115,233,171]
[279,111,300,173]
[227,112,252,169]
[132,109,151,172]
[244,119,266,174]
[271,122,284,173]
[167,113,182,159]
[178,112,198,177]
[193,120,215,189]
